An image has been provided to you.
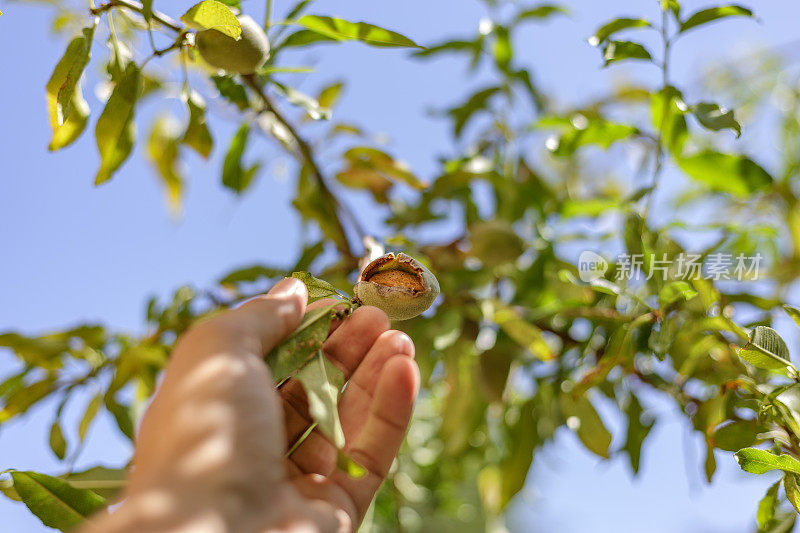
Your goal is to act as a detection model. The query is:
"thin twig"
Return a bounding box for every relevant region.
[241,73,363,260]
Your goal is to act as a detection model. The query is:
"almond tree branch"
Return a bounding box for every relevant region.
[242,73,365,262]
[90,0,183,33]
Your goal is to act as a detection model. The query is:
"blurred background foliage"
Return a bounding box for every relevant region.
[4,0,800,531]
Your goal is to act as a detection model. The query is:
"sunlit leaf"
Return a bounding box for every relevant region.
[221,124,260,193]
[560,393,612,458]
[291,271,343,302]
[294,350,346,448]
[676,151,773,197]
[691,102,741,137]
[735,448,800,475]
[46,26,94,150]
[783,305,800,330]
[48,421,67,460]
[211,75,250,110]
[267,303,338,382]
[95,63,140,185]
[513,4,569,25]
[679,5,755,34]
[602,40,652,66]
[658,281,698,308]
[219,265,283,285]
[757,480,781,530]
[737,326,793,373]
[180,0,242,39]
[182,90,213,159]
[147,116,184,213]
[295,15,422,48]
[493,305,553,360]
[588,18,650,47]
[9,471,106,532]
[786,473,800,514]
[652,86,688,154]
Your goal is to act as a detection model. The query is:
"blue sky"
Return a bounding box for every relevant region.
[2,0,800,530]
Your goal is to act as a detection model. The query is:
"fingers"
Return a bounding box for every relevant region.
[280,305,391,446]
[177,278,308,360]
[283,329,413,476]
[330,356,420,519]
[338,330,415,441]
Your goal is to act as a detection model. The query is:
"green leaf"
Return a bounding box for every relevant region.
[317,81,344,110]
[46,26,94,150]
[602,40,652,66]
[679,5,755,34]
[0,378,55,422]
[221,124,259,194]
[513,4,569,24]
[291,272,342,303]
[278,29,339,49]
[735,448,800,475]
[336,450,367,478]
[493,305,553,360]
[738,326,793,373]
[267,303,338,382]
[49,422,67,460]
[711,420,761,451]
[757,480,781,530]
[63,466,127,500]
[447,86,502,137]
[218,265,283,285]
[95,62,140,185]
[545,115,639,156]
[676,151,773,197]
[784,305,800,330]
[182,90,213,159]
[624,394,653,474]
[78,394,102,442]
[295,15,422,48]
[340,147,426,192]
[9,471,106,532]
[588,18,650,47]
[658,281,698,307]
[560,394,612,458]
[294,350,346,448]
[103,392,135,441]
[211,75,250,110]
[147,116,184,213]
[180,0,242,39]
[661,0,681,19]
[691,102,741,137]
[785,474,800,514]
[652,86,688,154]
[493,26,512,71]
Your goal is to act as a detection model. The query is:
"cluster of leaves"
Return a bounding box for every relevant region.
[6,0,800,531]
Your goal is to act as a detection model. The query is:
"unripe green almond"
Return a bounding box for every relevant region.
[196,15,269,75]
[354,253,440,321]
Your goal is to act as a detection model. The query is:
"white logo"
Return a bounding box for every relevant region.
[578,251,608,282]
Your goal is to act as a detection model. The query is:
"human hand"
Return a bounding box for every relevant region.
[83,277,419,533]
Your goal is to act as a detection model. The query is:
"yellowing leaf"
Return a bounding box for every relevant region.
[95,63,141,185]
[46,26,94,151]
[148,116,184,214]
[180,0,242,39]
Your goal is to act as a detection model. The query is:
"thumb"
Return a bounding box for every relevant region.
[230,277,308,354]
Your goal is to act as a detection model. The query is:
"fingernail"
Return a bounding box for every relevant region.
[269,277,305,298]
